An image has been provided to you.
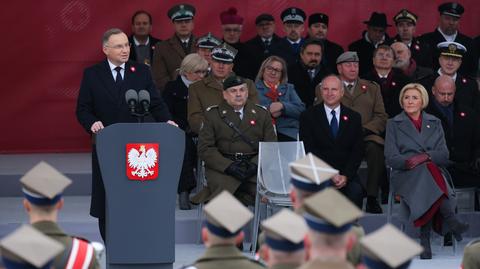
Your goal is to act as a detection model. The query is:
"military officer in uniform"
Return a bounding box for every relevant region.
[152,4,197,91]
[185,191,264,269]
[191,75,276,206]
[391,9,433,69]
[462,238,480,269]
[359,224,423,269]
[281,7,306,56]
[195,32,222,66]
[188,44,259,135]
[260,209,308,269]
[18,162,100,268]
[1,225,64,269]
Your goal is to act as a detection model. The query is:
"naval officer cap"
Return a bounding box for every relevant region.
[0,225,64,268]
[289,153,338,192]
[360,224,423,269]
[437,41,467,58]
[438,2,464,18]
[20,161,72,206]
[196,32,222,49]
[336,51,360,64]
[211,43,238,63]
[308,13,329,27]
[281,7,306,24]
[167,4,195,21]
[262,209,308,252]
[393,9,418,25]
[203,191,253,238]
[303,188,363,234]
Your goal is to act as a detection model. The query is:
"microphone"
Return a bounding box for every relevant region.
[138,90,151,113]
[125,89,139,114]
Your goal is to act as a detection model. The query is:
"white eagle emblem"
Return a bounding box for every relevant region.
[127,145,158,178]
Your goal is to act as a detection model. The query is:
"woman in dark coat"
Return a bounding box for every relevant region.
[384,83,468,259]
[163,53,209,210]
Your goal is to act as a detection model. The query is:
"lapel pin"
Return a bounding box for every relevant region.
[130,66,136,72]
[252,109,256,114]
[361,85,367,93]
[250,119,256,126]
[460,112,466,117]
[462,78,467,83]
[391,81,396,86]
[426,125,430,128]
[222,110,227,114]
[342,115,348,121]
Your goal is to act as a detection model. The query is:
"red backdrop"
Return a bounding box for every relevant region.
[1,0,478,153]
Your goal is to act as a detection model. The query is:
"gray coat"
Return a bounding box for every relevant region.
[385,111,454,222]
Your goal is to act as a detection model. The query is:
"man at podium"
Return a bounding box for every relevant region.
[76,28,173,241]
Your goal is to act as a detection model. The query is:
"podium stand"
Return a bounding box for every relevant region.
[96,123,185,269]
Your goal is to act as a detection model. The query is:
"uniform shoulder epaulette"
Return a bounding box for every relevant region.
[206,105,219,111]
[255,104,268,110]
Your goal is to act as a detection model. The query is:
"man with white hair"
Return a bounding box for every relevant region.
[391,41,433,82]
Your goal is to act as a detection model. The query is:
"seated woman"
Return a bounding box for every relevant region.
[255,56,305,141]
[162,53,209,210]
[384,83,469,259]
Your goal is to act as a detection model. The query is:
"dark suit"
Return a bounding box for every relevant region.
[227,41,253,80]
[426,101,480,188]
[288,61,331,107]
[392,35,433,69]
[299,103,365,207]
[420,29,478,77]
[320,39,344,73]
[244,34,296,79]
[348,32,392,76]
[128,35,161,66]
[76,60,171,236]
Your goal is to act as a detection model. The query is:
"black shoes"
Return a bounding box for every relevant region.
[420,224,432,259]
[450,220,469,242]
[179,191,191,210]
[366,197,383,214]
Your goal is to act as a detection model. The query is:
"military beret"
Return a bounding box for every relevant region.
[223,75,245,90]
[211,43,238,63]
[438,2,464,18]
[308,13,329,27]
[336,51,359,64]
[393,9,418,25]
[167,4,195,21]
[255,13,274,25]
[196,32,222,49]
[281,7,306,24]
[437,41,467,58]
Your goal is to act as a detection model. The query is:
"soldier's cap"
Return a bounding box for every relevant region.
[308,13,329,27]
[261,209,308,252]
[360,224,423,269]
[0,225,64,268]
[20,161,72,206]
[223,75,245,91]
[299,259,355,269]
[196,32,222,49]
[437,41,467,58]
[303,188,363,234]
[289,153,337,192]
[363,12,391,28]
[220,7,244,25]
[255,13,274,25]
[336,51,360,64]
[167,4,195,21]
[203,191,253,238]
[281,7,306,24]
[438,2,464,18]
[393,9,418,25]
[211,43,238,63]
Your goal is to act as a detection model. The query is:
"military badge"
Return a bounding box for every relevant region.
[126,143,159,180]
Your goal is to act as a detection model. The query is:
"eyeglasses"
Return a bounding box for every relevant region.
[194,69,208,75]
[265,66,282,74]
[223,28,242,33]
[107,43,130,50]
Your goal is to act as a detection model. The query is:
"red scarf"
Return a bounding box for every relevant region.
[264,81,279,124]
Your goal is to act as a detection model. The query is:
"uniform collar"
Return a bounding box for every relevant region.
[31,221,66,236]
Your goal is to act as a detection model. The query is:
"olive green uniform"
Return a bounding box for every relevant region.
[188,74,259,135]
[191,100,276,205]
[184,245,265,269]
[32,221,100,269]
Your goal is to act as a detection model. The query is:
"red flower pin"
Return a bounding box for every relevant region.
[391,81,396,86]
[361,85,367,93]
[342,115,348,121]
[151,45,156,50]
[130,66,136,72]
[460,112,466,117]
[278,92,283,96]
[250,120,256,126]
[414,44,420,50]
[462,78,467,83]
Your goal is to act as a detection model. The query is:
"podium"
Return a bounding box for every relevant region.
[96,123,185,269]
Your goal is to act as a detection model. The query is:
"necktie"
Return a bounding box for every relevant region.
[236,111,242,120]
[347,84,354,94]
[308,69,316,80]
[182,41,188,51]
[330,110,338,138]
[114,66,123,85]
[291,43,300,54]
[379,77,387,85]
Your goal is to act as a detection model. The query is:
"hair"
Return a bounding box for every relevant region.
[268,248,305,265]
[373,44,395,58]
[102,28,124,46]
[399,83,429,109]
[300,38,323,54]
[131,10,153,25]
[178,53,209,75]
[309,230,349,251]
[256,55,288,84]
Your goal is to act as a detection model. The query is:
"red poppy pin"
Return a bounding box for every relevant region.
[361,85,367,93]
[462,78,467,83]
[391,81,396,86]
[130,66,136,72]
[342,115,348,121]
[151,45,156,50]
[278,92,283,96]
[414,44,420,50]
[250,120,256,126]
[460,112,466,117]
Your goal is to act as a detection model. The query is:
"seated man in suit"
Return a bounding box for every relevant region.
[299,75,365,208]
[191,75,276,206]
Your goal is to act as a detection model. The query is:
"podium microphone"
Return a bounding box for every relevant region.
[138,90,151,113]
[125,89,139,114]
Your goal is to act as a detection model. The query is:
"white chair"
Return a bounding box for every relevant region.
[250,141,306,254]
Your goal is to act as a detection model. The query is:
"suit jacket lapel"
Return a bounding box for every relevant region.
[317,104,335,141]
[239,103,256,133]
[420,113,436,145]
[98,60,119,103]
[396,112,426,149]
[336,105,348,140]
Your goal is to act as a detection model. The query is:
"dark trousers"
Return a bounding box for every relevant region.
[448,165,480,188]
[339,175,365,209]
[177,134,197,193]
[277,132,296,142]
[365,141,387,197]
